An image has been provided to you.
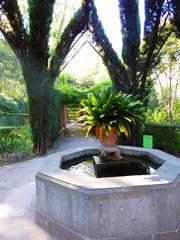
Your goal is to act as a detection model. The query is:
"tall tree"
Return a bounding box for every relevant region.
[89,0,172,99]
[0,0,90,154]
[171,0,180,37]
[88,0,173,144]
[153,32,180,123]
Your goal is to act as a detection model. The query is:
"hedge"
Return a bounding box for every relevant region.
[0,88,65,151]
[0,94,20,113]
[0,111,29,126]
[142,124,180,152]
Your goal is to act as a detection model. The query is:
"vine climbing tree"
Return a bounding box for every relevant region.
[0,0,90,154]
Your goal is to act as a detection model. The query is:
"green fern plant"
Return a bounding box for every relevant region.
[79,90,145,138]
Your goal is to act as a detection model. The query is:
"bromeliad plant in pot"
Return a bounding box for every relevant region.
[79,90,145,147]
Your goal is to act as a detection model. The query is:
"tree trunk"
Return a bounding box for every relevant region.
[23,67,53,155]
[29,91,50,155]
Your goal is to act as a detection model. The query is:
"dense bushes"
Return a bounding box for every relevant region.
[0,111,29,126]
[88,80,112,95]
[142,124,180,152]
[55,74,86,104]
[56,74,112,105]
[0,125,32,154]
[0,89,65,154]
[0,95,20,113]
[0,94,29,127]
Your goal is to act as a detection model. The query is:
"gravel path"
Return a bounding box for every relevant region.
[0,124,98,240]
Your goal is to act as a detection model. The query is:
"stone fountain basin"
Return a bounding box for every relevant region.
[36,146,180,240]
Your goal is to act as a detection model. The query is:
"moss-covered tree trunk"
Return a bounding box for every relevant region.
[23,67,52,154]
[29,90,49,155]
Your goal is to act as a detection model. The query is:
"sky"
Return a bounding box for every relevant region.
[63,0,145,79]
[94,0,145,52]
[94,0,122,54]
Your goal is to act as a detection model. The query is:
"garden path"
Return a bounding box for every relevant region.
[0,123,98,240]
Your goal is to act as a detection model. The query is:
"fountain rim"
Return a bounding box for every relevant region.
[36,145,180,194]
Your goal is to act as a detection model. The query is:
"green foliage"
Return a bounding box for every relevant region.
[0,95,20,113]
[0,125,32,154]
[0,39,28,113]
[146,106,180,125]
[0,0,91,154]
[0,111,29,127]
[0,39,26,100]
[147,87,159,109]
[55,74,112,105]
[145,108,168,124]
[67,104,81,120]
[49,0,81,55]
[120,0,140,68]
[56,80,86,104]
[89,1,129,93]
[49,88,65,143]
[79,90,145,138]
[151,32,180,124]
[142,124,180,152]
[87,80,112,95]
[171,0,180,37]
[158,32,180,63]
[0,95,29,127]
[89,0,173,107]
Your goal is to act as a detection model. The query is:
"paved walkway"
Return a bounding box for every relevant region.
[0,124,98,240]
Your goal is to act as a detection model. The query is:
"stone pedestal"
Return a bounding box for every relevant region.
[93,155,129,178]
[99,146,121,160]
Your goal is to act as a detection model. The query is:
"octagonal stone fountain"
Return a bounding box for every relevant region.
[35,145,180,240]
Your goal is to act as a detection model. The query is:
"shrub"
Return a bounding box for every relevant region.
[0,111,29,126]
[87,80,112,96]
[55,75,112,105]
[0,125,32,154]
[0,94,20,113]
[142,124,180,152]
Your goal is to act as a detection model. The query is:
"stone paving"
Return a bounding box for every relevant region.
[0,123,98,240]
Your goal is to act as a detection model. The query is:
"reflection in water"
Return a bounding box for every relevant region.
[69,160,96,177]
[63,155,160,178]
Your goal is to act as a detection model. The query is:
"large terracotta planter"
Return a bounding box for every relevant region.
[99,127,118,147]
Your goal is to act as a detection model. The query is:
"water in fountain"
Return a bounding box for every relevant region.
[62,146,160,178]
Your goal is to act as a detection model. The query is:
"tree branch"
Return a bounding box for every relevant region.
[0,0,28,61]
[172,0,180,37]
[139,0,170,98]
[149,27,172,70]
[89,0,129,93]
[49,0,91,81]
[119,0,141,94]
[28,0,56,69]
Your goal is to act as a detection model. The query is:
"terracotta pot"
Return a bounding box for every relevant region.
[100,127,118,147]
